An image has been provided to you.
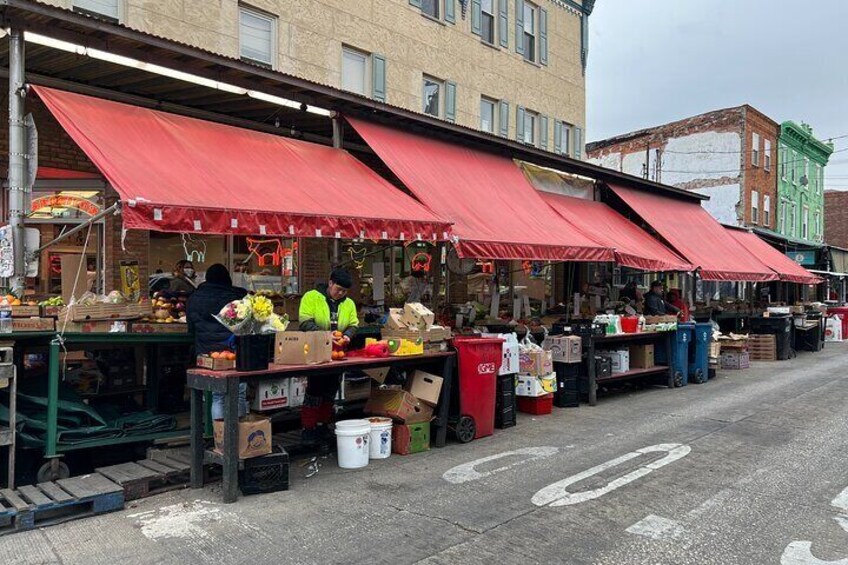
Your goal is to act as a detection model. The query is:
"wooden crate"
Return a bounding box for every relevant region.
[10,306,40,318]
[11,317,55,332]
[130,322,189,334]
[59,300,151,323]
[97,449,194,501]
[748,334,777,361]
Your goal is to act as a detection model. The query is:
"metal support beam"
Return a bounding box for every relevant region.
[7,29,26,294]
[332,115,344,149]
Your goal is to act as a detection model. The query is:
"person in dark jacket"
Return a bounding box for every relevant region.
[187,264,248,420]
[644,280,680,316]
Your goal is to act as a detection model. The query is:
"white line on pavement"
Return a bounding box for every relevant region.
[442,446,560,485]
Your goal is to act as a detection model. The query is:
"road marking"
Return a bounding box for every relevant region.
[626,514,686,541]
[781,487,848,564]
[532,443,691,507]
[128,500,268,543]
[442,446,560,484]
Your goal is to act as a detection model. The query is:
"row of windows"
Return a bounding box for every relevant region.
[750,191,770,228]
[750,132,772,171]
[777,199,822,241]
[779,145,823,193]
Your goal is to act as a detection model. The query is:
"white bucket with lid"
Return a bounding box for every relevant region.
[367,417,393,459]
[335,419,371,469]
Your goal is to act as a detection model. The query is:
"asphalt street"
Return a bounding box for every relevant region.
[3,342,848,565]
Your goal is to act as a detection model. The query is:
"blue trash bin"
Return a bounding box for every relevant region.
[656,323,693,387]
[689,322,712,384]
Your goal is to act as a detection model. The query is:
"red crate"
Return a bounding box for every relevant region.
[517,393,553,415]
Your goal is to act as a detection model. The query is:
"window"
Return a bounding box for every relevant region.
[780,146,787,179]
[523,2,537,62]
[802,206,809,239]
[751,132,760,166]
[423,76,443,118]
[524,110,538,146]
[751,190,759,224]
[480,97,497,133]
[780,200,787,234]
[791,203,797,236]
[421,0,440,19]
[763,195,771,227]
[791,151,797,184]
[481,0,496,44]
[803,157,809,187]
[815,211,820,240]
[73,0,121,21]
[556,121,572,155]
[239,5,276,68]
[764,139,772,171]
[341,47,369,96]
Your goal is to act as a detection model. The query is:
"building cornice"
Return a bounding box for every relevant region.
[780,121,834,164]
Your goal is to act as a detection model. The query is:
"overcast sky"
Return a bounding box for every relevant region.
[586,0,848,188]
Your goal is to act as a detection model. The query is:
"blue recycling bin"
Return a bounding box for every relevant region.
[689,322,712,384]
[656,323,693,387]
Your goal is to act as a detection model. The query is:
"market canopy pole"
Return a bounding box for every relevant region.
[7,29,26,294]
[33,202,120,255]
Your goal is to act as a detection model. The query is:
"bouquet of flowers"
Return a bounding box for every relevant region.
[215,294,289,335]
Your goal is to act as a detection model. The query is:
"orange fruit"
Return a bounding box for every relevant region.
[211,352,221,359]
[227,352,236,361]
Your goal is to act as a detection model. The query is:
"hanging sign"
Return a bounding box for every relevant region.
[30,194,100,217]
[0,226,13,278]
[786,251,816,266]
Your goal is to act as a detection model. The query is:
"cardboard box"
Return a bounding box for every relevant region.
[515,373,556,397]
[197,355,236,371]
[213,414,272,459]
[61,320,127,333]
[610,349,630,373]
[405,370,443,406]
[12,317,55,332]
[364,389,433,423]
[629,344,655,369]
[385,308,407,330]
[251,379,289,411]
[392,422,430,455]
[274,331,333,365]
[482,333,520,375]
[130,322,189,334]
[519,349,553,376]
[342,374,372,402]
[402,303,435,330]
[364,367,390,384]
[288,376,307,407]
[544,335,582,364]
[387,337,424,356]
[11,305,40,318]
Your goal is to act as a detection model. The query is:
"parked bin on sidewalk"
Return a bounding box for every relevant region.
[688,322,711,384]
[656,323,693,387]
[827,307,848,340]
[451,337,504,443]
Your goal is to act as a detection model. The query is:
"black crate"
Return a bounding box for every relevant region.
[239,446,290,495]
[236,334,272,371]
[495,374,517,429]
[595,356,612,379]
[554,363,580,407]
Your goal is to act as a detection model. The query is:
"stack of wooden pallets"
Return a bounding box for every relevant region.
[748,334,777,361]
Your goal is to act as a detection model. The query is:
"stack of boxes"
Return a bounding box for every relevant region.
[483,333,520,429]
[382,303,451,350]
[515,340,555,415]
[544,335,582,408]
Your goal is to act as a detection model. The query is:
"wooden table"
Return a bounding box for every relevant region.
[187,351,456,503]
[584,331,675,405]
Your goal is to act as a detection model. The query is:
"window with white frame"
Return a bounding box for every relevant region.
[802,206,809,239]
[558,121,571,155]
[791,203,797,236]
[423,76,443,118]
[524,109,538,146]
[803,157,810,187]
[780,200,787,234]
[752,133,760,166]
[523,2,537,63]
[481,0,496,44]
[751,190,759,224]
[341,47,370,96]
[791,150,797,184]
[815,164,821,193]
[239,5,276,68]
[764,139,772,171]
[480,97,497,133]
[763,195,771,227]
[815,211,820,240]
[73,0,121,21]
[780,146,787,179]
[421,0,440,19]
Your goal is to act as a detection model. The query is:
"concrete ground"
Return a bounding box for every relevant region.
[3,342,848,565]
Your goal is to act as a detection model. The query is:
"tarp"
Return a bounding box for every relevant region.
[610,184,777,282]
[348,118,612,262]
[726,228,823,285]
[34,86,451,241]
[540,191,693,272]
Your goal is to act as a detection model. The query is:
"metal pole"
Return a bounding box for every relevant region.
[33,202,120,254]
[8,29,26,294]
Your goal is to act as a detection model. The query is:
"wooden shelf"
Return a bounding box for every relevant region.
[597,365,669,384]
[592,332,670,344]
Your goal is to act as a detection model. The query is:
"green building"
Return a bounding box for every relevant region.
[777,121,833,244]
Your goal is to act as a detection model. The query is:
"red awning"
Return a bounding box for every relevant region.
[348,118,612,262]
[34,87,450,240]
[540,192,693,272]
[726,228,823,285]
[610,184,777,281]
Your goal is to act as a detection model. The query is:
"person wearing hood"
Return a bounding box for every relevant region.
[298,267,359,445]
[187,264,248,419]
[169,259,198,294]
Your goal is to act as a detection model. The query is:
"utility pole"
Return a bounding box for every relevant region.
[8,29,26,294]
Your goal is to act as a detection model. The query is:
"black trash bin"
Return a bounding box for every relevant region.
[749,315,792,360]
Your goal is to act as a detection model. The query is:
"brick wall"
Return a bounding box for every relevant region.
[825,191,848,248]
[300,238,332,292]
[742,107,779,229]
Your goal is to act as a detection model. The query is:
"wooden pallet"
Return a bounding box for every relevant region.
[96,449,193,501]
[0,474,124,534]
[748,335,777,361]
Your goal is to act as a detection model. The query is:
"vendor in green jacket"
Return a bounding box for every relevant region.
[299,267,359,445]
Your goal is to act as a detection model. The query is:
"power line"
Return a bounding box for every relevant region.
[657,148,848,175]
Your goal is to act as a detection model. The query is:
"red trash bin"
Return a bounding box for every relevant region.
[827,307,848,338]
[451,336,504,442]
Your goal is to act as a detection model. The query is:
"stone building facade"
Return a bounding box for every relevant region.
[52,0,592,158]
[586,105,779,229]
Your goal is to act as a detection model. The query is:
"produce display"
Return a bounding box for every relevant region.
[332,330,347,360]
[209,350,237,361]
[215,294,289,335]
[1,293,35,307]
[147,290,189,324]
[38,296,64,308]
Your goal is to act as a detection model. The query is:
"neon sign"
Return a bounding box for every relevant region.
[30,195,100,217]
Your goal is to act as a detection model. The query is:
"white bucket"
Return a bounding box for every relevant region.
[335,419,371,469]
[367,417,393,459]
